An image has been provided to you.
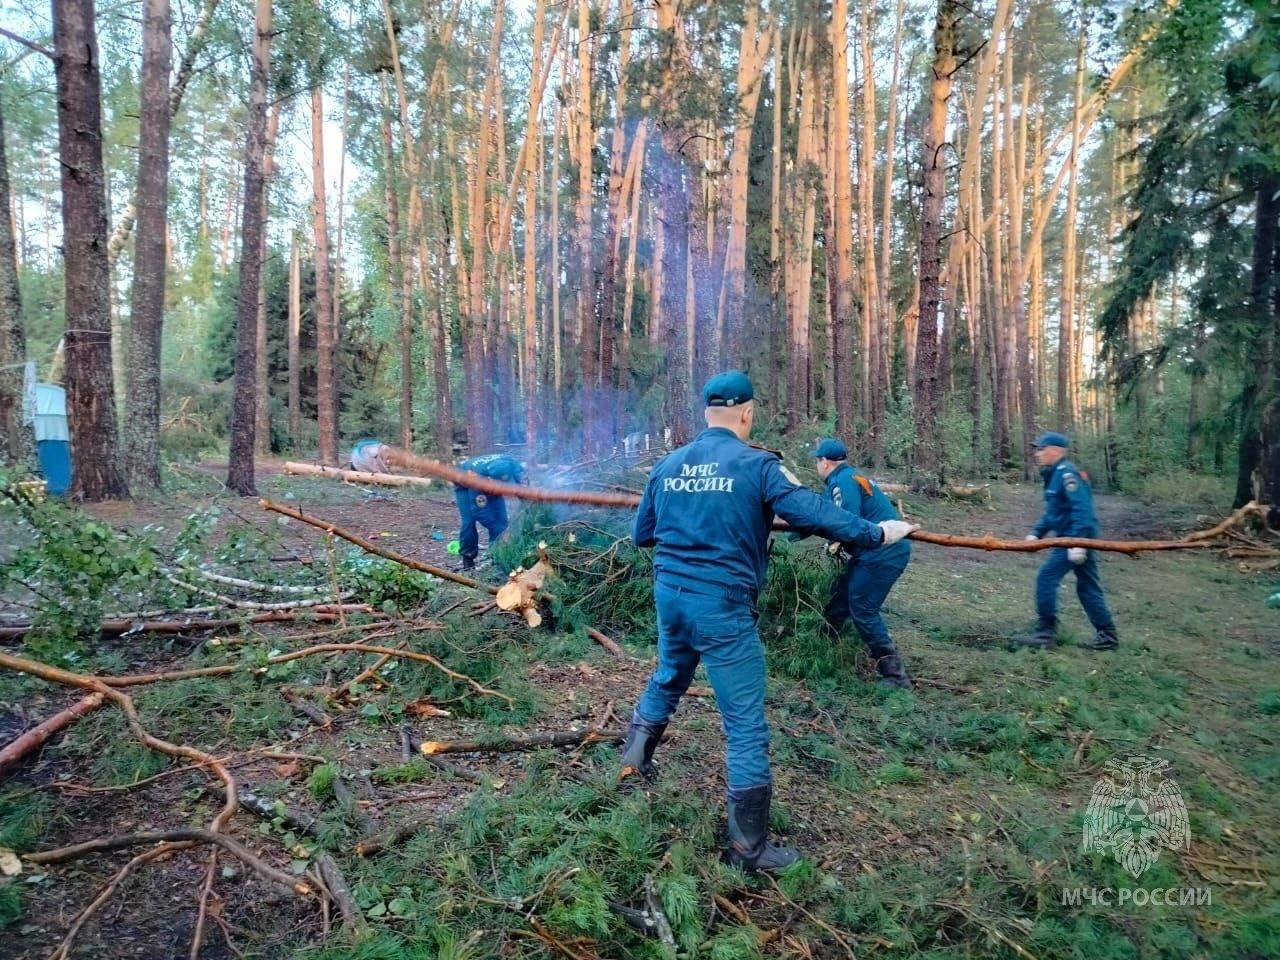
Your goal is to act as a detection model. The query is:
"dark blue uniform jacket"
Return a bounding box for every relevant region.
[633,427,886,599]
[823,463,910,563]
[459,455,525,485]
[1032,458,1099,538]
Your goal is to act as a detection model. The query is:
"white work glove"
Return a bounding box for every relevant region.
[878,520,918,546]
[1068,547,1087,565]
[1025,534,1039,541]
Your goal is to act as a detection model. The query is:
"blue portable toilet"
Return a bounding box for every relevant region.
[33,383,72,496]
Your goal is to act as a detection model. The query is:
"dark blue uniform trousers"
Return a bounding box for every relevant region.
[634,581,771,791]
[1035,548,1115,630]
[454,487,508,563]
[825,551,910,656]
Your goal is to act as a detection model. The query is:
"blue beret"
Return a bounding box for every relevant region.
[811,437,848,460]
[702,370,755,407]
[1031,431,1070,448]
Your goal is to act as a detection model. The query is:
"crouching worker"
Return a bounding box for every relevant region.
[350,439,391,474]
[622,372,917,873]
[805,438,913,689]
[454,453,526,570]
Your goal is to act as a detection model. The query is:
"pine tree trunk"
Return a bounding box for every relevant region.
[330,51,350,456]
[0,104,32,466]
[287,231,300,445]
[107,0,220,267]
[226,0,271,496]
[768,24,784,412]
[598,0,630,430]
[254,100,280,457]
[829,0,857,439]
[857,0,881,446]
[911,0,957,478]
[1058,16,1086,428]
[380,76,410,450]
[123,0,172,490]
[716,5,770,367]
[575,0,596,442]
[654,0,693,444]
[1236,174,1278,508]
[53,0,128,499]
[311,85,336,465]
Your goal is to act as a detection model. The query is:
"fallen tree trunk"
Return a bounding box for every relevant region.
[260,498,629,657]
[908,531,1215,553]
[94,641,509,703]
[0,606,371,642]
[262,497,497,591]
[420,727,624,756]
[282,461,434,488]
[382,448,639,507]
[24,827,309,896]
[368,455,1266,555]
[0,693,104,779]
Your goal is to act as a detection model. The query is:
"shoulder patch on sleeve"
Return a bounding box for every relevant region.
[779,464,802,487]
[1063,473,1079,493]
[831,485,844,506]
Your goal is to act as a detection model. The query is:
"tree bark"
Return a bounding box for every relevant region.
[575,0,596,440]
[123,0,172,491]
[1236,174,1278,508]
[381,76,410,450]
[910,0,957,477]
[598,0,630,430]
[716,4,771,368]
[287,231,300,446]
[829,0,857,439]
[1057,14,1086,428]
[105,0,221,267]
[53,0,127,499]
[857,0,881,444]
[254,100,280,457]
[225,0,271,496]
[654,0,693,444]
[0,103,33,466]
[311,84,336,465]
[523,0,549,457]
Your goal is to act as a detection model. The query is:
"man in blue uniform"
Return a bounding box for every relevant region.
[805,438,913,688]
[622,372,917,872]
[1019,432,1119,651]
[454,453,526,570]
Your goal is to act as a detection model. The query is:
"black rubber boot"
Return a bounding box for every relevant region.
[1017,620,1057,648]
[1080,627,1119,651]
[874,652,913,690]
[459,556,477,572]
[618,716,666,781]
[723,785,801,873]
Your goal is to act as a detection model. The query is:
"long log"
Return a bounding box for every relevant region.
[0,606,370,642]
[282,461,434,488]
[261,497,498,592]
[375,451,1263,555]
[382,448,640,507]
[908,531,1214,554]
[420,727,625,756]
[0,693,104,778]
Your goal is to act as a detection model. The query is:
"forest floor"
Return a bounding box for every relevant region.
[0,462,1277,960]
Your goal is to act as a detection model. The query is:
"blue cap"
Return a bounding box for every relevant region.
[702,370,755,407]
[1031,431,1070,448]
[811,437,848,460]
